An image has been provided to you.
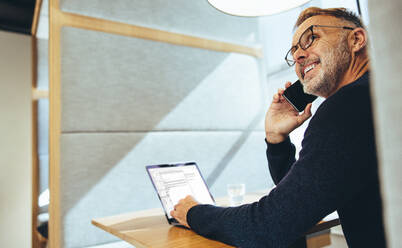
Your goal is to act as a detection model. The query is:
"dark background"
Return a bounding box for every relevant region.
[0,0,36,34]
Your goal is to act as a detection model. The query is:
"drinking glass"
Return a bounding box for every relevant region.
[227,183,246,206]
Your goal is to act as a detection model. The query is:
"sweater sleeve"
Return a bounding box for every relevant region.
[266,137,296,185]
[187,102,375,247]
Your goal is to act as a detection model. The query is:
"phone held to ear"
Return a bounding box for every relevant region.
[282,80,317,112]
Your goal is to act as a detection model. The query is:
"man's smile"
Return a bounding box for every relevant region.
[302,61,320,79]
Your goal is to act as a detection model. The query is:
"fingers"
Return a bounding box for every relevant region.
[272,93,280,102]
[272,82,291,103]
[304,103,313,115]
[170,198,191,228]
[170,203,180,222]
[272,88,286,103]
[170,195,192,216]
[298,103,313,123]
[185,195,193,200]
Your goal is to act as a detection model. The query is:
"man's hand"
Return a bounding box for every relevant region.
[170,195,199,228]
[265,82,313,144]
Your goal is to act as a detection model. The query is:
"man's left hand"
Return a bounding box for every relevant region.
[170,195,199,228]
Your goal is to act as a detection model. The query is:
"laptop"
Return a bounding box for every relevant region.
[146,162,215,226]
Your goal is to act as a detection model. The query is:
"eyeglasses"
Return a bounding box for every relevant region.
[285,25,354,66]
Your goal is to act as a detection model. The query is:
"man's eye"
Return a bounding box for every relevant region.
[310,35,319,42]
[304,35,318,47]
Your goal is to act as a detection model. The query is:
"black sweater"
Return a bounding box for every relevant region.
[187,72,386,247]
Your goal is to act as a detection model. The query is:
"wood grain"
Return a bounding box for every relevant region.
[31,36,40,248]
[49,0,62,247]
[307,233,331,248]
[32,89,49,100]
[92,193,339,248]
[92,209,232,248]
[59,11,262,58]
[31,0,43,36]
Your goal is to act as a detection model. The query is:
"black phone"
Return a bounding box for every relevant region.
[282,80,317,112]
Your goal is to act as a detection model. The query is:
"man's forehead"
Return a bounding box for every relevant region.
[292,15,344,45]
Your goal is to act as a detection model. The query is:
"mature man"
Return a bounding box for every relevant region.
[171,7,386,248]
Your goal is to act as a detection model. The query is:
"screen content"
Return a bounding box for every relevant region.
[148,164,214,218]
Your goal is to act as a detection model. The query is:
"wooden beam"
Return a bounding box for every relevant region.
[31,36,40,248]
[306,232,331,248]
[49,0,61,247]
[31,0,43,36]
[32,89,49,100]
[60,11,263,58]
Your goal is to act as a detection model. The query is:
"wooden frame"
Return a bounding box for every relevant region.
[60,12,263,58]
[32,1,47,247]
[49,0,62,247]
[31,0,43,36]
[31,37,40,248]
[48,0,262,247]
[32,89,49,100]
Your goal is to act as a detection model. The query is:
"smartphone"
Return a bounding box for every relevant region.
[282,80,317,112]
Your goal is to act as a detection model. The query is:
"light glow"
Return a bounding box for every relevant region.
[207,0,311,17]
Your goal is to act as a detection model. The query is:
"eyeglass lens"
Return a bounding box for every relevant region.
[286,27,314,63]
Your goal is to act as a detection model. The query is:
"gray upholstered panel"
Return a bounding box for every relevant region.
[368,0,402,246]
[208,132,272,194]
[38,99,49,156]
[60,131,270,247]
[37,38,48,90]
[59,0,259,46]
[61,27,265,132]
[260,7,302,73]
[39,154,49,195]
[38,99,49,195]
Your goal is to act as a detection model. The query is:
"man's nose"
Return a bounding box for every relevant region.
[293,47,308,64]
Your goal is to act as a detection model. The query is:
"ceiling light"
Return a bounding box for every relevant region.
[207,0,311,17]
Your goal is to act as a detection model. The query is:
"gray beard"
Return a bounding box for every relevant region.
[302,37,351,97]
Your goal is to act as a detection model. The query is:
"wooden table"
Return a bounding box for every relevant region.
[92,191,339,248]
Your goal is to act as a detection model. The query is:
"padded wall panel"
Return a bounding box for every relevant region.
[61,27,265,132]
[37,38,48,89]
[38,99,49,197]
[368,0,402,245]
[59,0,259,46]
[39,155,49,195]
[208,132,272,194]
[260,7,301,72]
[60,131,270,247]
[38,99,49,155]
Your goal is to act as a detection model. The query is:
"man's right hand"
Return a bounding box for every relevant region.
[265,82,313,144]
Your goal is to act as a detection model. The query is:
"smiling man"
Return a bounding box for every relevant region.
[171,7,386,248]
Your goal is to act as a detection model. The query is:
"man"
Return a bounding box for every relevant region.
[171,7,386,248]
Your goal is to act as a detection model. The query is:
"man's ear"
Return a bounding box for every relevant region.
[349,27,367,53]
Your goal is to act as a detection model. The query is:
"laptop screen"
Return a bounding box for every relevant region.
[146,162,215,221]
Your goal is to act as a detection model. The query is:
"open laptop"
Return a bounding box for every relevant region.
[146,162,215,226]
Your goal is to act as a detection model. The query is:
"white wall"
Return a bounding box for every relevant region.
[0,30,32,248]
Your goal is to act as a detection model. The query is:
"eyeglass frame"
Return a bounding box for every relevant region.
[285,25,354,67]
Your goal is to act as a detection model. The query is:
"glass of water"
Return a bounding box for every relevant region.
[227,183,246,206]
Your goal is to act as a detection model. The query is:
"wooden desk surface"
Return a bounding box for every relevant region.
[92,208,232,248]
[92,191,339,248]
